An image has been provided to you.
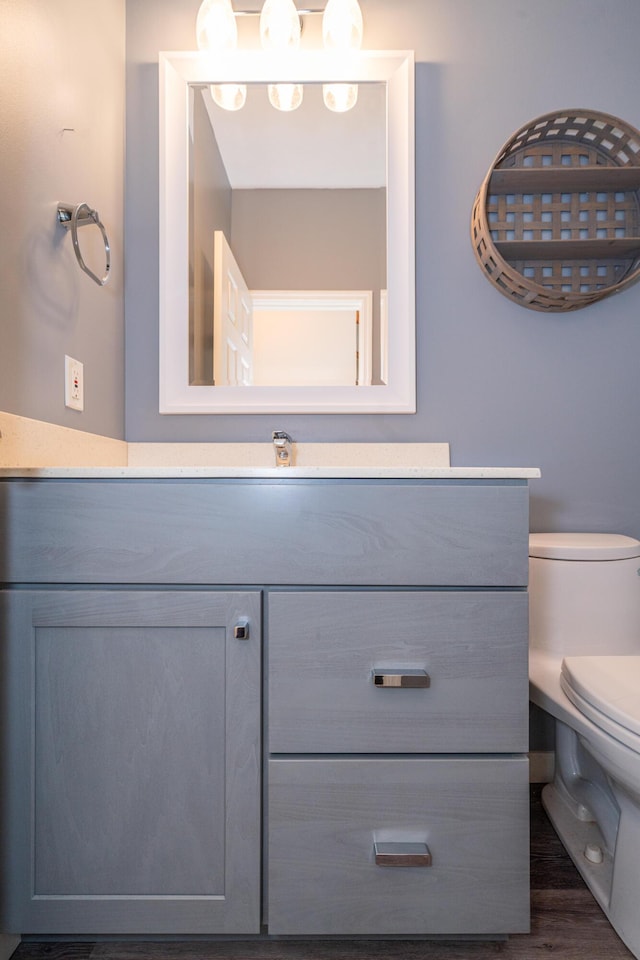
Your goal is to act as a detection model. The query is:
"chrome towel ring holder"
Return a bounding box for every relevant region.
[57,202,111,286]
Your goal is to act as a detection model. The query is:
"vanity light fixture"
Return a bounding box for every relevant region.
[195,0,237,50]
[195,0,247,110]
[195,0,364,112]
[260,0,302,50]
[322,0,363,112]
[260,0,303,111]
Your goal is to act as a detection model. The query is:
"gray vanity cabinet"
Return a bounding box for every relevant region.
[0,477,531,938]
[1,589,261,935]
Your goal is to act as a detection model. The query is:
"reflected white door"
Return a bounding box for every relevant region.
[213,231,253,386]
[252,308,357,386]
[250,290,373,387]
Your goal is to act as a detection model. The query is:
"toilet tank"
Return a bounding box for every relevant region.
[529,533,640,657]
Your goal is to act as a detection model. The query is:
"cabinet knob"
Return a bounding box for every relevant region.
[374,842,432,867]
[233,619,250,640]
[372,668,430,689]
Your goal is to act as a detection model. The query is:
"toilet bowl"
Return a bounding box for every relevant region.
[529,532,640,960]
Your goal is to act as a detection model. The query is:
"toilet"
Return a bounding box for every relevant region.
[529,532,640,960]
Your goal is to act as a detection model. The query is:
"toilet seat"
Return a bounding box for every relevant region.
[561,656,640,753]
[529,532,640,560]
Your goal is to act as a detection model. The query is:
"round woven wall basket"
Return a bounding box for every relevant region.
[470,109,640,312]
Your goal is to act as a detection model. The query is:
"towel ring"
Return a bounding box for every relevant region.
[57,202,111,287]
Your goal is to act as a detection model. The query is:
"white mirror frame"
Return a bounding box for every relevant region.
[159,49,415,414]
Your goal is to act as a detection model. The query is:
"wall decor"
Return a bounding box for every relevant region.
[471,110,640,312]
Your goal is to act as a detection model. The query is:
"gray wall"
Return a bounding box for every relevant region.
[231,188,386,381]
[0,0,126,439]
[126,0,640,539]
[231,188,386,292]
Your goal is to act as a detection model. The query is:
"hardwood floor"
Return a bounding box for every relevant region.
[12,786,635,960]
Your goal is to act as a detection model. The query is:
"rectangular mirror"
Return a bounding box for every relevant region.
[159,49,415,414]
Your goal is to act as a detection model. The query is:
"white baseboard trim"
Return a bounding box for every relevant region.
[529,750,555,783]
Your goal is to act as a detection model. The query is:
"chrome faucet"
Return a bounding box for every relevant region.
[272,431,293,467]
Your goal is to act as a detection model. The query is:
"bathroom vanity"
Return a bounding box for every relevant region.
[0,469,535,938]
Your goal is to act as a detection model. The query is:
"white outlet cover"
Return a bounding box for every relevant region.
[65,355,84,411]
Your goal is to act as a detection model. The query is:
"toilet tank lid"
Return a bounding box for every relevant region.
[529,532,640,560]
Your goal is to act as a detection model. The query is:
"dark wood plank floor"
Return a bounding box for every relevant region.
[12,786,635,960]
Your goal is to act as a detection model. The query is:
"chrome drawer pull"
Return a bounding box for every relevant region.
[372,668,430,689]
[233,619,250,640]
[374,842,432,867]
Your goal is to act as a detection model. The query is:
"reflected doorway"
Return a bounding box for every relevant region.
[251,290,373,387]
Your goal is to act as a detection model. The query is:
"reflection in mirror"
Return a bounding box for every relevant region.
[159,50,414,414]
[190,82,387,388]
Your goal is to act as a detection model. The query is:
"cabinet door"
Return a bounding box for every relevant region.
[1,590,261,935]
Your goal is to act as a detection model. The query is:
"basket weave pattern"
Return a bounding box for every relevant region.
[471,110,640,311]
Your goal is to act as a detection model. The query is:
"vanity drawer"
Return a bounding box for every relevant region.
[0,479,529,586]
[267,757,530,935]
[268,591,529,753]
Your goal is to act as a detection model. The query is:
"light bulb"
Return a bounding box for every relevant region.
[260,0,301,50]
[322,0,362,114]
[260,0,302,113]
[268,83,303,112]
[322,0,363,50]
[211,83,247,111]
[196,1,246,111]
[323,82,358,113]
[196,0,237,51]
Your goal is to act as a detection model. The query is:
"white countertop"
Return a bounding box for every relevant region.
[0,413,540,479]
[0,465,540,479]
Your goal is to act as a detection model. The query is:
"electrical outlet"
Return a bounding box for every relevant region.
[64,355,84,411]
